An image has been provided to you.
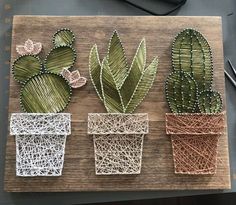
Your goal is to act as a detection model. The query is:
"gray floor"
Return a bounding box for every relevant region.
[0,0,236,204]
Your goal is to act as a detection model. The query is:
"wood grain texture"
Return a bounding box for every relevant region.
[4,16,231,192]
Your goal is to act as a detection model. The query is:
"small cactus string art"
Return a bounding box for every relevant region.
[89,30,158,113]
[166,28,222,114]
[165,28,225,175]
[12,28,86,113]
[88,31,158,175]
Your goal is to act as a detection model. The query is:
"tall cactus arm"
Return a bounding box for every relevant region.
[165,70,198,113]
[172,28,213,92]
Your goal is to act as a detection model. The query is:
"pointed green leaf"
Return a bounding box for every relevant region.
[101,58,124,113]
[45,46,76,74]
[125,57,158,113]
[107,31,128,89]
[120,38,146,106]
[89,44,103,101]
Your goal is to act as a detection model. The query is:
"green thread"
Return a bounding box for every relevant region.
[12,28,78,113]
[198,90,223,113]
[89,44,103,102]
[52,28,75,47]
[89,30,158,114]
[44,45,76,74]
[12,55,43,84]
[166,28,222,114]
[20,72,72,113]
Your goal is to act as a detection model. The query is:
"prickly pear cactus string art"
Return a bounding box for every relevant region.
[88,30,158,175]
[12,28,86,113]
[165,28,225,175]
[10,28,86,177]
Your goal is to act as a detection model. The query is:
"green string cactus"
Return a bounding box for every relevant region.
[166,28,222,114]
[165,70,198,113]
[12,28,86,113]
[172,28,213,93]
[89,30,158,113]
[198,90,222,113]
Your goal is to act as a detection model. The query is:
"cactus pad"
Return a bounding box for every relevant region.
[12,55,42,83]
[11,28,86,114]
[44,46,76,74]
[165,70,198,113]
[172,28,213,92]
[198,90,222,113]
[20,73,71,113]
[52,28,75,47]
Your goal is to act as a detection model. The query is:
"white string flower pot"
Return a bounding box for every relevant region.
[10,113,71,177]
[165,112,225,175]
[88,113,149,175]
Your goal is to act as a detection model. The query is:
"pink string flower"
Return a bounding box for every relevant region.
[61,68,87,88]
[16,39,42,55]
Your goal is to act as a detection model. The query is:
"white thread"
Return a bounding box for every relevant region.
[15,134,67,176]
[88,113,148,175]
[10,113,71,177]
[10,113,71,135]
[88,113,149,135]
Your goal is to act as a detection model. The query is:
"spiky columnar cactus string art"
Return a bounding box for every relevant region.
[165,28,225,175]
[10,28,86,177]
[88,31,158,175]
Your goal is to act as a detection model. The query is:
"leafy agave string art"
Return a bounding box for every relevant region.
[88,30,158,175]
[89,30,158,113]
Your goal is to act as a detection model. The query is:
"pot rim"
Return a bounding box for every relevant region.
[166,111,225,116]
[165,112,225,135]
[88,113,149,135]
[10,112,71,135]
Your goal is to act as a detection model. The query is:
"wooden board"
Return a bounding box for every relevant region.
[4,15,231,192]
